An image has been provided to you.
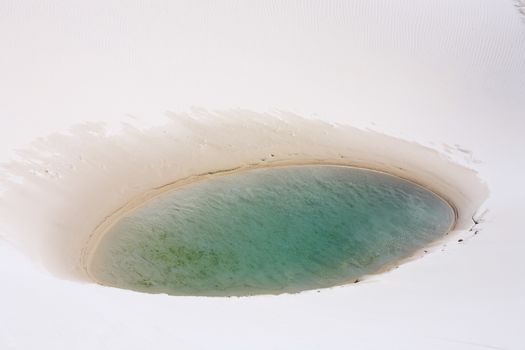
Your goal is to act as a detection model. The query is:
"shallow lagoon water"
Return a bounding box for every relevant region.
[89,165,454,296]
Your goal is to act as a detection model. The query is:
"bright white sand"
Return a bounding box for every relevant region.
[0,1,524,349]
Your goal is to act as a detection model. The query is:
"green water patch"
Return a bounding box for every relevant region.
[89,165,454,296]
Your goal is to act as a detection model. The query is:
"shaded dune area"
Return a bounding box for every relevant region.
[0,112,488,283]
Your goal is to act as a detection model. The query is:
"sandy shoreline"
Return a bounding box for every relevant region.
[83,160,464,296]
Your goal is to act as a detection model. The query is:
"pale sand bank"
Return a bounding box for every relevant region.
[0,111,488,284]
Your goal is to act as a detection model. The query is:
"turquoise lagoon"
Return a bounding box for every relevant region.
[90,165,454,296]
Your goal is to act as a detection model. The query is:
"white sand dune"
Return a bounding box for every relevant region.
[0,1,524,349]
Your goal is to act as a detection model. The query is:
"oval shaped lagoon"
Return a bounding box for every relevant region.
[88,165,455,296]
